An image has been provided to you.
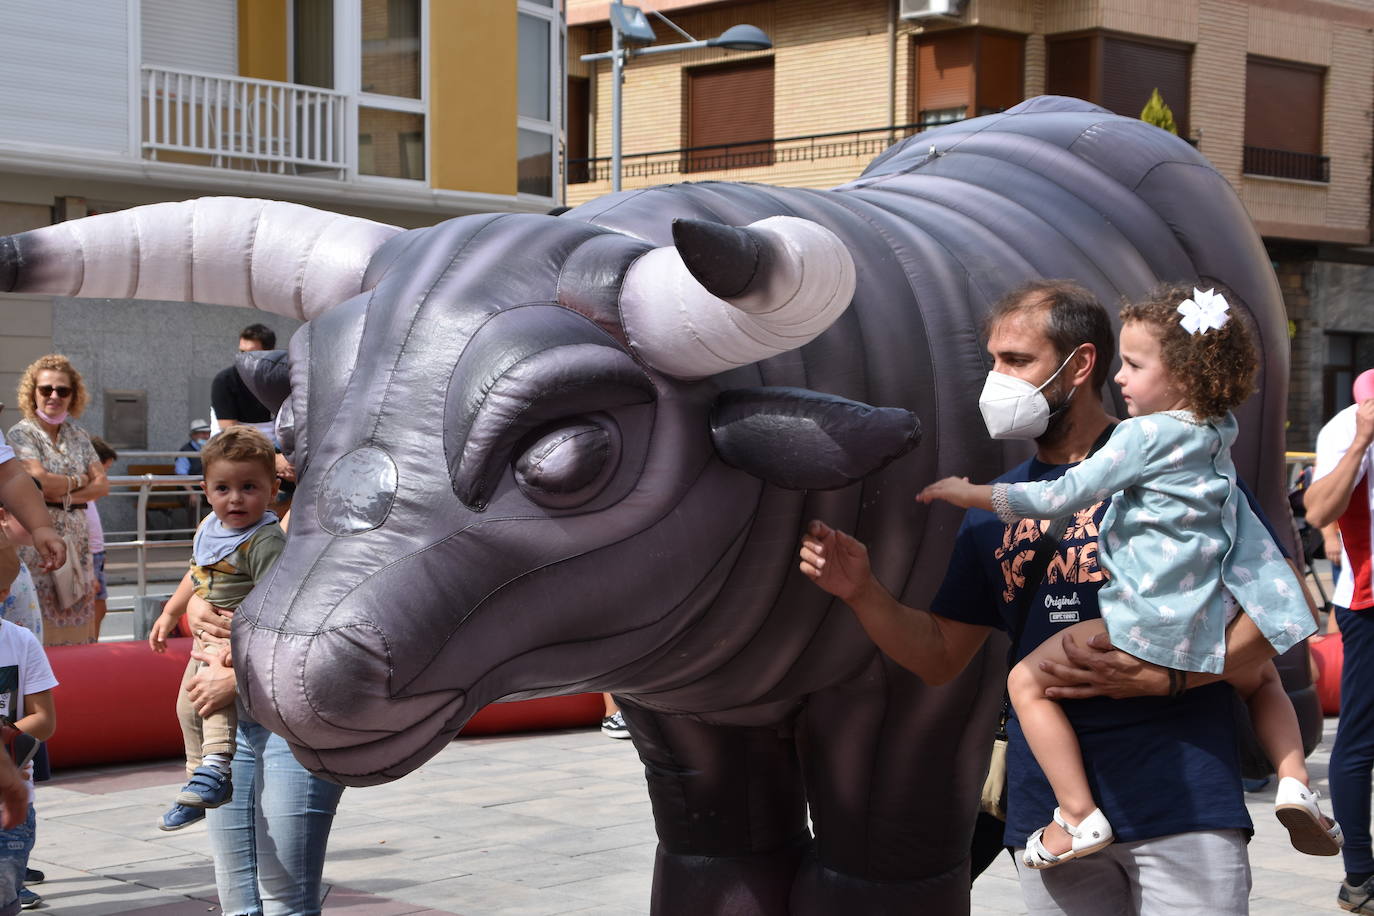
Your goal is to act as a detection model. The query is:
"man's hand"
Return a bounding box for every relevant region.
[799,520,874,603]
[187,645,237,716]
[29,527,64,572]
[1038,630,1170,699]
[186,594,233,642]
[274,453,296,483]
[1355,398,1374,451]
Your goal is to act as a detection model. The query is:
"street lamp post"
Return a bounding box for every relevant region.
[581,2,772,192]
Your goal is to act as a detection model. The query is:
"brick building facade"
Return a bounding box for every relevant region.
[567,0,1374,450]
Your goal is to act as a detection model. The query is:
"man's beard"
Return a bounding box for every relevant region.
[1035,379,1078,449]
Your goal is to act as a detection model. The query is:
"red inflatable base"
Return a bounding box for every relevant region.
[43,639,604,769]
[1310,633,1343,717]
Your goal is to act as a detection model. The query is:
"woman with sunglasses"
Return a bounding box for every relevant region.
[5,356,109,645]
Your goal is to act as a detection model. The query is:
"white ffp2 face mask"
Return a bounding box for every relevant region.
[977,348,1080,440]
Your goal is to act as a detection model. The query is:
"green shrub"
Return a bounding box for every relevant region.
[1140,88,1178,135]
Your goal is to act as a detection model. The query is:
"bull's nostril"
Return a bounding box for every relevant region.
[318,446,398,535]
[296,624,459,750]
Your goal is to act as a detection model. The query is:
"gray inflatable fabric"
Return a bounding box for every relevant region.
[0,96,1310,914]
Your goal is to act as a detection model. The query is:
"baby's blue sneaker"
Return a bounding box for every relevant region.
[175,765,232,809]
[159,803,205,831]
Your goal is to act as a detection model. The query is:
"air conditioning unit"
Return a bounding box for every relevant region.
[899,0,968,20]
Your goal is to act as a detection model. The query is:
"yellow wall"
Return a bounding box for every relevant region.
[237,0,289,83]
[431,0,516,195]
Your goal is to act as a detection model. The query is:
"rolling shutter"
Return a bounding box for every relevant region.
[916,30,974,120]
[974,31,1025,115]
[1046,35,1096,106]
[1100,37,1189,135]
[1246,57,1323,154]
[142,0,238,75]
[686,59,774,172]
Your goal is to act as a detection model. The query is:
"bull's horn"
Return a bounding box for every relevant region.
[619,215,856,379]
[0,197,401,320]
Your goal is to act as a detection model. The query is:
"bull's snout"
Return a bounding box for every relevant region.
[238,620,465,783]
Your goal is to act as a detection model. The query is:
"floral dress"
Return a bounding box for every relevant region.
[6,418,98,646]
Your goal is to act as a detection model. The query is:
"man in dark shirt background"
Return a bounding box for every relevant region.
[211,323,295,500]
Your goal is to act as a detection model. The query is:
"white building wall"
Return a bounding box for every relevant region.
[0,1,132,154]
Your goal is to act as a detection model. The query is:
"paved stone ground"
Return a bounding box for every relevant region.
[22,718,1350,914]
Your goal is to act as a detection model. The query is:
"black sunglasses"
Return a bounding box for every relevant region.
[36,385,72,399]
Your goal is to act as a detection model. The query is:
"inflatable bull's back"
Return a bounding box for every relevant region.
[0,97,1310,914]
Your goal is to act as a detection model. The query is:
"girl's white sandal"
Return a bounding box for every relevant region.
[1275,776,1343,856]
[1022,807,1114,869]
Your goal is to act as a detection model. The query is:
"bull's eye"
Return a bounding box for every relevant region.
[513,418,620,509]
[318,446,398,535]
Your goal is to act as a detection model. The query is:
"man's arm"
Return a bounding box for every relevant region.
[800,520,991,684]
[0,460,64,571]
[211,367,241,430]
[1305,399,1374,529]
[1040,608,1275,699]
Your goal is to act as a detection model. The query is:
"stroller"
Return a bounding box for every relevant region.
[1290,463,1335,614]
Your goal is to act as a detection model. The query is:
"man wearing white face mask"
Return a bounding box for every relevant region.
[800,280,1287,915]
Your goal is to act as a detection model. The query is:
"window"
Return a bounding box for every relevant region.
[518,0,562,198]
[293,0,334,89]
[912,29,1025,128]
[684,59,774,173]
[566,76,591,184]
[1244,57,1327,182]
[1046,31,1190,136]
[356,0,425,180]
[1325,333,1358,419]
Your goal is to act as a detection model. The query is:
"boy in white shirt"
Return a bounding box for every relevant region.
[0,547,56,914]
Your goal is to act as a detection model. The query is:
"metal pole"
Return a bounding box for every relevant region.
[611,24,623,193]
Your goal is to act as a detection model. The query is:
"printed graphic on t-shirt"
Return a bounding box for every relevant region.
[0,664,19,724]
[994,504,1108,604]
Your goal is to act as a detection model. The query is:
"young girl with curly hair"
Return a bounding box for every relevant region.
[921,283,1338,869]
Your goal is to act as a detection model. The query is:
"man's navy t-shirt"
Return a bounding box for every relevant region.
[931,450,1259,847]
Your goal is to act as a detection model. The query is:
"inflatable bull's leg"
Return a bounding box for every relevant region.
[619,703,809,915]
[789,655,1003,914]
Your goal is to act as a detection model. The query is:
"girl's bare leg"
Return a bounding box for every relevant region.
[1008,619,1110,856]
[1228,661,1309,786]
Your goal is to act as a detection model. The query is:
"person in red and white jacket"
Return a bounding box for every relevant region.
[1308,394,1374,913]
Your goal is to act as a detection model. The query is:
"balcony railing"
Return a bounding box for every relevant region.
[567,123,923,184]
[1243,145,1330,183]
[142,66,348,176]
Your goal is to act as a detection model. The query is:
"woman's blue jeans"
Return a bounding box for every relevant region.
[207,716,345,916]
[0,804,35,916]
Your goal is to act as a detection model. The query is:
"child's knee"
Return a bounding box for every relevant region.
[1008,660,1039,707]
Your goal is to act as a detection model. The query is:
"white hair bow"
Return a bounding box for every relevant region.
[1177,287,1230,335]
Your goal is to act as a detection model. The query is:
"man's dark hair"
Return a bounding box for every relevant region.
[984,280,1116,388]
[239,323,276,350]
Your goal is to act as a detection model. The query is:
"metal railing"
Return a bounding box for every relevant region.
[104,460,203,602]
[567,123,923,184]
[142,65,348,175]
[1243,145,1330,183]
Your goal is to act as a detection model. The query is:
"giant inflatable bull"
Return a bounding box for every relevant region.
[0,97,1309,913]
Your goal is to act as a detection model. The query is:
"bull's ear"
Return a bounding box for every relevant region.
[710,387,921,490]
[236,349,292,413]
